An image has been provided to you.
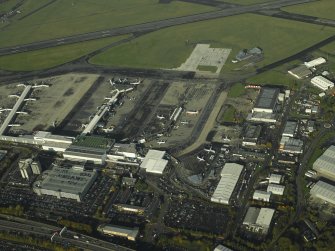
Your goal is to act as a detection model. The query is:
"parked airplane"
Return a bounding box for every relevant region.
[204,145,215,153]
[157,140,166,145]
[156,114,165,120]
[109,79,116,86]
[157,133,164,137]
[197,155,205,162]
[130,79,141,85]
[186,110,200,115]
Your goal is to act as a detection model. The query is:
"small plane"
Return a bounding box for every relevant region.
[130,79,141,85]
[186,110,199,115]
[197,155,205,162]
[157,140,166,145]
[204,145,215,153]
[157,133,164,137]
[109,79,116,86]
[156,114,165,120]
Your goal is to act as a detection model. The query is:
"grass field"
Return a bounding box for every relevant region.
[283,0,334,20]
[221,0,274,5]
[0,35,128,71]
[0,0,22,13]
[227,83,245,98]
[221,106,236,123]
[0,0,214,47]
[90,14,335,70]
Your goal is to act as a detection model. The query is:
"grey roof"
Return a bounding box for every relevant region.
[243,125,261,140]
[99,224,139,239]
[140,150,168,174]
[243,207,260,225]
[35,166,97,195]
[256,208,275,228]
[254,88,279,110]
[282,121,297,137]
[313,145,335,179]
[288,65,312,79]
[310,180,335,205]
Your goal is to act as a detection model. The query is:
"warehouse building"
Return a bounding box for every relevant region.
[140,150,168,174]
[313,145,335,181]
[311,76,334,91]
[253,190,271,202]
[214,245,234,251]
[246,112,277,123]
[34,131,74,152]
[97,224,139,241]
[288,65,312,79]
[211,163,244,205]
[304,57,326,68]
[252,88,280,114]
[282,121,297,138]
[243,207,275,234]
[242,125,262,146]
[33,165,97,202]
[279,137,304,154]
[310,180,335,205]
[269,174,283,184]
[267,183,285,195]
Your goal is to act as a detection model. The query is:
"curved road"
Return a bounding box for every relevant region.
[0,0,315,56]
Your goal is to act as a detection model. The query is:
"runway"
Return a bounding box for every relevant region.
[0,0,315,57]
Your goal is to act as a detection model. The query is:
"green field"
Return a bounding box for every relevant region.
[221,0,274,5]
[0,35,128,71]
[227,83,245,98]
[0,0,22,13]
[283,0,334,20]
[90,14,335,70]
[0,0,214,47]
[221,106,237,123]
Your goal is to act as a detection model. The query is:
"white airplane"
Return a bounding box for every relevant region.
[186,110,199,115]
[156,114,165,120]
[16,111,28,115]
[24,98,36,101]
[8,124,21,127]
[109,79,116,86]
[157,133,164,137]
[197,155,205,162]
[157,140,166,145]
[130,79,141,85]
[16,83,26,87]
[9,94,20,98]
[32,84,49,88]
[0,108,12,112]
[204,145,215,153]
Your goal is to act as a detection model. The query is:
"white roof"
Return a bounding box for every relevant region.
[214,244,233,251]
[267,184,285,195]
[253,190,271,200]
[269,174,282,184]
[313,145,335,180]
[211,163,243,204]
[256,208,275,228]
[140,150,168,174]
[311,76,334,91]
[304,57,326,68]
[310,180,335,205]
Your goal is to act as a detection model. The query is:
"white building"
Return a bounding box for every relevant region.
[267,184,285,195]
[310,180,335,205]
[269,174,282,184]
[19,159,33,180]
[33,165,97,202]
[140,150,168,174]
[304,57,326,68]
[34,131,74,152]
[211,163,244,205]
[31,160,42,175]
[313,145,335,181]
[243,207,275,234]
[311,76,334,91]
[214,245,233,251]
[97,224,139,241]
[253,190,271,202]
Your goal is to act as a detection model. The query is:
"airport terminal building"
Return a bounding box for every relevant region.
[33,165,97,202]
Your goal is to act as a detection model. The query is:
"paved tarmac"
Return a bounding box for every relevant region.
[0,0,315,56]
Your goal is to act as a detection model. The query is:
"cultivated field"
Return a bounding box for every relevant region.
[0,0,214,47]
[91,14,335,71]
[283,0,334,20]
[5,73,99,134]
[0,35,129,71]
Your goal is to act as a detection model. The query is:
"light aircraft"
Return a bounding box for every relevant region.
[156,115,165,120]
[197,155,205,162]
[157,140,166,145]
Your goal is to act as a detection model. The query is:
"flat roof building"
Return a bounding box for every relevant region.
[97,224,139,241]
[242,125,262,146]
[253,88,280,114]
[267,183,285,196]
[311,76,334,91]
[282,121,297,138]
[313,145,335,182]
[253,190,271,202]
[247,112,277,123]
[304,57,326,68]
[288,65,312,79]
[269,174,283,184]
[310,180,335,205]
[33,165,97,202]
[214,244,234,251]
[140,150,168,174]
[243,207,275,234]
[279,137,304,154]
[211,163,244,205]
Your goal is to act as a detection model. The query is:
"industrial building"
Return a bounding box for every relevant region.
[214,245,234,251]
[282,121,297,138]
[311,76,334,91]
[246,112,277,123]
[211,163,244,205]
[310,180,335,205]
[114,204,145,215]
[19,159,33,180]
[63,136,112,165]
[304,57,326,68]
[313,145,335,181]
[267,183,285,196]
[288,65,312,79]
[140,150,168,174]
[235,47,262,61]
[107,143,139,165]
[253,190,271,202]
[279,137,304,154]
[34,131,74,152]
[97,224,139,241]
[252,88,280,114]
[269,174,283,184]
[243,207,275,234]
[33,165,97,202]
[242,125,262,146]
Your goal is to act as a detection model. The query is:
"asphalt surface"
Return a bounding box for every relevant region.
[0,0,315,56]
[0,217,134,251]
